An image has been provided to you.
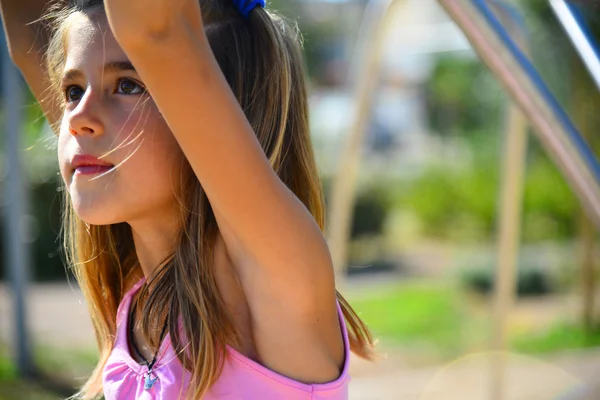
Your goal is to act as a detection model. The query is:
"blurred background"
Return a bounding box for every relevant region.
[1,0,600,399]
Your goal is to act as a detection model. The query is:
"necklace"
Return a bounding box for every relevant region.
[128,290,169,390]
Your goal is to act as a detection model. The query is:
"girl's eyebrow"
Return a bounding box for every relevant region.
[61,61,137,82]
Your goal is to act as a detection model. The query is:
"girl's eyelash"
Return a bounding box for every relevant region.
[61,83,84,103]
[117,78,146,93]
[61,77,146,103]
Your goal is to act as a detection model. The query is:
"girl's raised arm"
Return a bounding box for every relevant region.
[0,0,63,127]
[105,0,344,384]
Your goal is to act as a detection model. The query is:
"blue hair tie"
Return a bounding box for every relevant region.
[233,0,265,18]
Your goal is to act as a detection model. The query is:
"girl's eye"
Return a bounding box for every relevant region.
[65,85,85,102]
[117,78,145,95]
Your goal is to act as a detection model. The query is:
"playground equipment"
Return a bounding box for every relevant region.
[327,0,600,398]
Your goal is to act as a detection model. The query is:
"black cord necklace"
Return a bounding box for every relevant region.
[128,290,169,390]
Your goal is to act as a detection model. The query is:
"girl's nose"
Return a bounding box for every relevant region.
[67,91,105,136]
[69,125,100,136]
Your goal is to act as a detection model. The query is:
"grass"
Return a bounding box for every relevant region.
[0,381,61,400]
[347,281,484,360]
[0,353,57,400]
[0,356,16,381]
[0,344,97,400]
[347,280,600,363]
[35,344,97,382]
[512,323,600,354]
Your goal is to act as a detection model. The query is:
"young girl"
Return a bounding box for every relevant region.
[0,0,375,398]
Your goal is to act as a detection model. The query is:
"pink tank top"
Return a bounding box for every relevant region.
[103,278,351,399]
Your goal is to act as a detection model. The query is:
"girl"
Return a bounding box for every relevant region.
[0,0,375,398]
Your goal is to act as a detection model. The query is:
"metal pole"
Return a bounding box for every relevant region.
[486,6,529,400]
[490,103,528,400]
[1,30,34,377]
[327,0,401,277]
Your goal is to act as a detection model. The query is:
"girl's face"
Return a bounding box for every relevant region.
[58,10,185,226]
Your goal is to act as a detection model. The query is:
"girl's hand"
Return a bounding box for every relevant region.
[103,0,203,46]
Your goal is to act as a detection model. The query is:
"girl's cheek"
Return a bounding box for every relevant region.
[113,106,147,138]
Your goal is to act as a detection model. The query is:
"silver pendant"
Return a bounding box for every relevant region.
[144,369,158,390]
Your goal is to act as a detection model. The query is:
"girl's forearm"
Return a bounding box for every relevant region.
[104,0,203,51]
[0,0,63,127]
[0,0,49,62]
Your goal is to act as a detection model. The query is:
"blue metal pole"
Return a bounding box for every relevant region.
[1,27,34,377]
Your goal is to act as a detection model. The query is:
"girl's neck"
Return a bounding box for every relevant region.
[128,213,180,278]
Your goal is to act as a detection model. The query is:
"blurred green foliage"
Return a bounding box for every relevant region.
[399,146,577,243]
[0,86,65,281]
[426,57,504,137]
[322,128,580,249]
[522,151,579,241]
[401,157,499,242]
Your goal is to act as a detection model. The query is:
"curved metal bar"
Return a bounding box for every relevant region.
[473,0,600,181]
[550,0,600,91]
[438,0,600,227]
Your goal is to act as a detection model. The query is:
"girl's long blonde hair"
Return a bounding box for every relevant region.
[43,0,375,398]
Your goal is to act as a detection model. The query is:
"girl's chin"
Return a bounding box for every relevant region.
[75,215,121,226]
[71,204,123,226]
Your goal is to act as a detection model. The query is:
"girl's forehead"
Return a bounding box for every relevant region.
[64,11,128,66]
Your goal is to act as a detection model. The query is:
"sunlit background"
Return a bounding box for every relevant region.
[1,0,600,399]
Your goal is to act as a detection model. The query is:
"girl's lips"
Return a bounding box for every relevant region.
[74,165,114,175]
[71,154,114,172]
